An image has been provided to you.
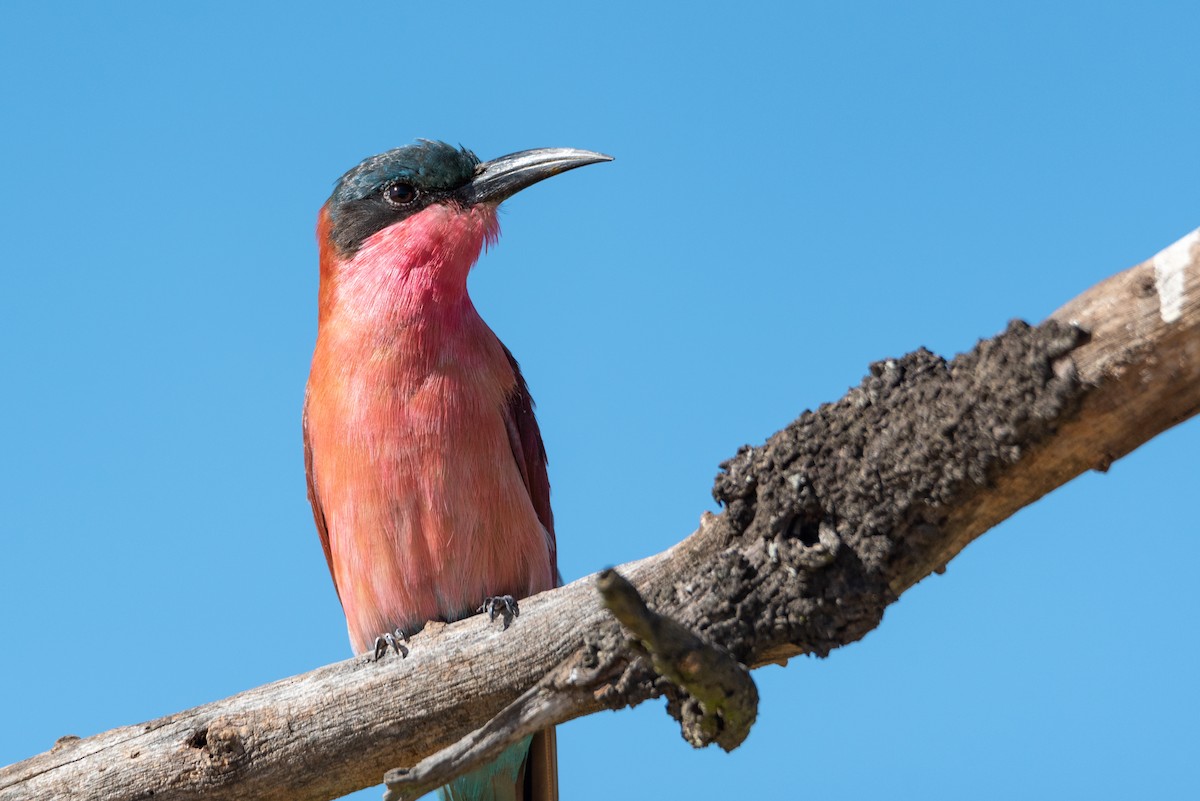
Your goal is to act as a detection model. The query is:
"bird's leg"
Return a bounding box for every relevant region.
[478,595,520,629]
[372,627,410,661]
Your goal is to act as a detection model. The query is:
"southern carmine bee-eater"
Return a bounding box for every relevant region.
[303,141,611,801]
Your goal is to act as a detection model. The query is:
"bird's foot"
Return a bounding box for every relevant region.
[478,595,520,629]
[372,628,410,661]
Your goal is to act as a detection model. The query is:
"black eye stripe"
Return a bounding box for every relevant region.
[330,186,440,255]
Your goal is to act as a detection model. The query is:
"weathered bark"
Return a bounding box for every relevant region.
[2,227,1197,801]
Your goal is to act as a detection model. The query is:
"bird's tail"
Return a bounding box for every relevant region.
[437,729,557,801]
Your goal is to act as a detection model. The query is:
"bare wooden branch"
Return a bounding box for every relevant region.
[384,566,758,799]
[2,227,1197,801]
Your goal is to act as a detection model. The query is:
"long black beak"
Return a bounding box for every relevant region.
[457,148,613,206]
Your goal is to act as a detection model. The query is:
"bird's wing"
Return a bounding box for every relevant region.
[302,401,340,603]
[501,345,557,577]
[501,348,560,801]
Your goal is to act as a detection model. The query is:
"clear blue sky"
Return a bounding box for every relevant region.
[2,2,1197,799]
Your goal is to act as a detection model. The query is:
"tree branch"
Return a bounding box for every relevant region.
[2,227,1197,801]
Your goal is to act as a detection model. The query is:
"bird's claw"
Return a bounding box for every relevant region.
[372,628,410,661]
[478,595,520,629]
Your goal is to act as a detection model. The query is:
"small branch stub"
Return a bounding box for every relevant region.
[382,680,573,801]
[596,568,759,751]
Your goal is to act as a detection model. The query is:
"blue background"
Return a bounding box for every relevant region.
[2,3,1197,799]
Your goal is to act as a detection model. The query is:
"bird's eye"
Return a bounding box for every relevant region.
[385,182,418,206]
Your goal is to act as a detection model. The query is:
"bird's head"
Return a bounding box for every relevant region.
[322,140,612,259]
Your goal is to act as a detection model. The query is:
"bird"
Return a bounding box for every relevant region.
[303,140,611,801]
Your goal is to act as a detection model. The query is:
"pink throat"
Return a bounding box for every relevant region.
[335,202,500,323]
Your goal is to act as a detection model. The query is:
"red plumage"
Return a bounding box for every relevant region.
[305,202,556,653]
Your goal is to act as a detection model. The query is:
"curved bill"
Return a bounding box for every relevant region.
[457,147,613,206]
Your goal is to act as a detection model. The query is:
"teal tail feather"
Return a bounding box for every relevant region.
[437,736,532,801]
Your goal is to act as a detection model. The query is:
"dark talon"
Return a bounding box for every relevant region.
[372,628,410,661]
[478,595,520,629]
